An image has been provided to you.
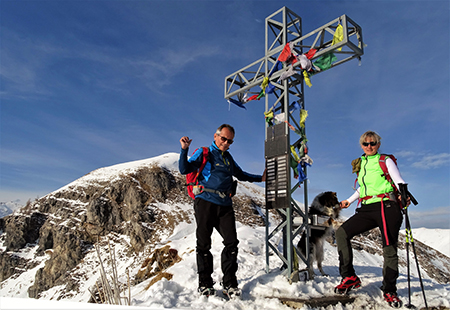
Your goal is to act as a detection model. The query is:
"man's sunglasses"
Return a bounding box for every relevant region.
[362,141,378,147]
[218,135,234,144]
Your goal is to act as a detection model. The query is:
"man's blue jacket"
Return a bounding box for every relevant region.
[179,141,262,206]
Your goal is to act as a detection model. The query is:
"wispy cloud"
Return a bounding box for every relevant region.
[1,25,222,98]
[134,44,221,91]
[396,151,450,169]
[409,206,450,218]
[411,153,450,169]
[0,29,54,97]
[408,206,450,229]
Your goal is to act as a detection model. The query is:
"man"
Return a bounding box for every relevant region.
[179,124,266,297]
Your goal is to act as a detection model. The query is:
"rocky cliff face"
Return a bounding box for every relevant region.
[0,154,267,299]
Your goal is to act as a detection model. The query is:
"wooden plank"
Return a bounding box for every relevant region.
[266,295,356,309]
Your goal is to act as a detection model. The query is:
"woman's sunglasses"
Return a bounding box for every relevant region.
[362,141,378,147]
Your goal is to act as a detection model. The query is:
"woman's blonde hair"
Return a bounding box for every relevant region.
[359,130,381,145]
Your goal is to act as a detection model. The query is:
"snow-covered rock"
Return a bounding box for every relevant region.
[1,153,449,309]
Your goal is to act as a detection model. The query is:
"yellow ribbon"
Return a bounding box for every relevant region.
[300,109,308,128]
[291,145,300,162]
[332,24,344,51]
[260,77,269,93]
[303,70,312,87]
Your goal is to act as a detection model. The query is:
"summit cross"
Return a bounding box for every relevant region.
[224,7,364,280]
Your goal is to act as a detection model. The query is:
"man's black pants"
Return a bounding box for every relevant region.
[194,198,239,288]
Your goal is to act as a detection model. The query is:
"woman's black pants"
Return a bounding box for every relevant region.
[335,200,403,293]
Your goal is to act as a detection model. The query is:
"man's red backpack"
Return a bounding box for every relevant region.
[186,147,209,199]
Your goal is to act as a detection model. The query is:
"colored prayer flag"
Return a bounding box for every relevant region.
[332,24,344,51]
[314,53,337,71]
[274,112,286,124]
[256,89,265,100]
[278,42,297,65]
[266,83,276,94]
[277,65,298,82]
[278,42,292,62]
[290,156,299,179]
[291,145,300,162]
[228,98,246,109]
[260,77,269,92]
[246,94,259,102]
[289,101,301,112]
[269,60,283,77]
[303,70,312,87]
[297,161,311,183]
[297,163,307,183]
[300,109,308,128]
[264,110,274,125]
[304,49,317,60]
[298,54,312,71]
[301,154,313,166]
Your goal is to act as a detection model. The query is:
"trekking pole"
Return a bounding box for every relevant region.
[404,223,413,308]
[398,184,428,309]
[403,209,428,310]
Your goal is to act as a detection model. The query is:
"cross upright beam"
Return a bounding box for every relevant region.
[224,7,364,281]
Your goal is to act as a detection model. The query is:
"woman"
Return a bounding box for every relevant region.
[335,131,409,309]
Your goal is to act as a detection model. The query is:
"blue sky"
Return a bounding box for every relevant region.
[1,1,449,229]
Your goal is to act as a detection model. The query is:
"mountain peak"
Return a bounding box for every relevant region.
[0,152,266,300]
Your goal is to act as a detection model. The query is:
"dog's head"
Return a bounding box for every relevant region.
[309,191,341,219]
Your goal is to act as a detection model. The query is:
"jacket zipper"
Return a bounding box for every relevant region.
[361,157,368,198]
[221,151,230,171]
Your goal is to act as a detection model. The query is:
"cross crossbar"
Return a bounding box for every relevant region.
[224,14,363,100]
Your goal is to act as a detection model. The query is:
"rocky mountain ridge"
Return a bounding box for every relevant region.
[0,152,448,303]
[0,153,267,300]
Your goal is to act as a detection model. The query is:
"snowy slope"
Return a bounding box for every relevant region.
[0,204,13,218]
[54,152,181,193]
[0,200,21,218]
[1,153,449,309]
[2,221,449,309]
[412,228,450,257]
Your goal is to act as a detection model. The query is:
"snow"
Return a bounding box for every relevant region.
[1,223,449,309]
[0,200,21,218]
[0,297,146,309]
[52,153,180,194]
[412,228,450,257]
[1,153,449,309]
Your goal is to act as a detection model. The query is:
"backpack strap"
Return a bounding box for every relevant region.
[198,147,209,179]
[379,154,399,192]
[191,185,233,199]
[188,147,209,185]
[379,154,391,183]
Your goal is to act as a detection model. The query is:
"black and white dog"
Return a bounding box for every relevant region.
[297,191,341,278]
